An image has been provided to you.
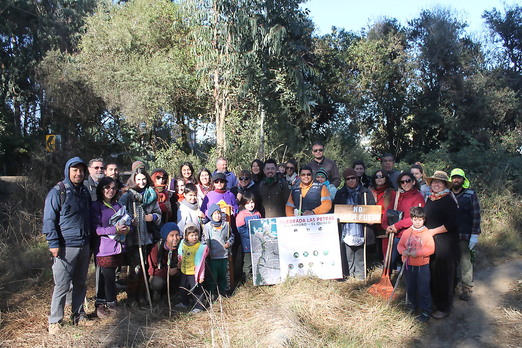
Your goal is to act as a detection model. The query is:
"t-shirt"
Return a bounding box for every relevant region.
[180,241,200,275]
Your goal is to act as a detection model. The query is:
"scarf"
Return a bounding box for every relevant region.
[180,198,198,211]
[263,177,276,184]
[342,185,364,246]
[141,186,157,206]
[214,188,226,194]
[198,183,212,196]
[428,188,451,201]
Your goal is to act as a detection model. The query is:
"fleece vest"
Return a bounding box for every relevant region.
[291,182,323,212]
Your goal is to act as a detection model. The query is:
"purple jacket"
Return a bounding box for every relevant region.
[91,200,125,257]
[201,190,238,218]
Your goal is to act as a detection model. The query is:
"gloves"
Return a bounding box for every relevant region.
[469,235,479,250]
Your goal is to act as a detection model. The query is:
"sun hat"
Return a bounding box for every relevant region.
[426,170,453,189]
[450,168,470,189]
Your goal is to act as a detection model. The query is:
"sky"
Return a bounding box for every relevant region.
[301,0,518,36]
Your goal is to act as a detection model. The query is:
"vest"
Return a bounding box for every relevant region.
[455,189,475,239]
[291,182,323,212]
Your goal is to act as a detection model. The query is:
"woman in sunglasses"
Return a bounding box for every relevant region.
[370,169,396,261]
[200,172,239,219]
[385,171,425,271]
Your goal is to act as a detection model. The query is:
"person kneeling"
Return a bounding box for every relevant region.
[148,222,182,304]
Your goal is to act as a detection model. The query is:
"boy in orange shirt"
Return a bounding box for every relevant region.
[397,207,435,323]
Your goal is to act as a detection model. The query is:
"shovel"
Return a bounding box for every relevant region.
[368,233,395,299]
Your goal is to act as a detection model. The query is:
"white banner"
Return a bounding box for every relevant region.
[249,214,342,286]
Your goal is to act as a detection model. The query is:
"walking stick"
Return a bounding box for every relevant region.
[363,192,368,282]
[132,200,153,312]
[167,249,172,318]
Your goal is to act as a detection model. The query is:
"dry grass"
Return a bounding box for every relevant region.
[495,278,522,348]
[0,271,420,347]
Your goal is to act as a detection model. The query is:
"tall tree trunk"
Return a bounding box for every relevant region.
[258,104,265,159]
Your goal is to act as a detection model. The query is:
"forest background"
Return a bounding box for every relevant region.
[0,1,521,346]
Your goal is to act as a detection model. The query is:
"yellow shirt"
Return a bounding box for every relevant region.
[181,241,200,275]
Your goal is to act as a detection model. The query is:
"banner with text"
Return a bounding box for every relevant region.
[249,214,343,286]
[334,205,382,224]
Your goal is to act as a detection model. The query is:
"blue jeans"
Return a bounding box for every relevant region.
[344,245,365,280]
[49,245,90,324]
[405,264,431,314]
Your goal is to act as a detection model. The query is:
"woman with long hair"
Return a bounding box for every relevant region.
[120,167,162,306]
[370,169,396,261]
[196,168,213,207]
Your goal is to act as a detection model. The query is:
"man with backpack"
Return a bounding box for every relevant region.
[43,157,92,334]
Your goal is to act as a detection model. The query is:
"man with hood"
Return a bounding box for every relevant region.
[43,157,92,334]
[451,168,481,301]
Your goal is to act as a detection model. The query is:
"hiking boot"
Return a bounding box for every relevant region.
[96,305,110,319]
[431,311,449,320]
[460,286,472,301]
[416,312,430,323]
[48,322,61,335]
[72,314,94,327]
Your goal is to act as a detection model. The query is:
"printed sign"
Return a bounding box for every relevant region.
[334,205,382,224]
[249,214,342,286]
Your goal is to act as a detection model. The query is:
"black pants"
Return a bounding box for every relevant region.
[430,234,459,312]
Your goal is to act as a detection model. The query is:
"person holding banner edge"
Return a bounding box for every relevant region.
[333,168,376,280]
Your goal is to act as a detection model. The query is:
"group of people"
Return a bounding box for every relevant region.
[42,142,481,334]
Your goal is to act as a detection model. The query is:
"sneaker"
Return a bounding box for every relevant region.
[460,286,472,301]
[174,303,188,310]
[48,322,61,335]
[405,304,415,315]
[416,312,430,323]
[189,308,203,314]
[96,305,110,319]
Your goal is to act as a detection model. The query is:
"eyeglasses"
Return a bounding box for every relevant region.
[400,179,413,184]
[93,166,105,170]
[214,179,225,183]
[375,175,385,179]
[312,148,324,153]
[300,173,312,176]
[345,176,357,181]
[286,167,295,170]
[104,186,116,191]
[239,177,250,181]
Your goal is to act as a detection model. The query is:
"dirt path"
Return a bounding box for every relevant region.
[412,258,522,348]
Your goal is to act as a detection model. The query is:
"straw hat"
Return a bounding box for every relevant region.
[426,170,453,188]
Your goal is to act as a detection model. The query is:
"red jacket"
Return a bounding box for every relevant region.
[388,189,425,238]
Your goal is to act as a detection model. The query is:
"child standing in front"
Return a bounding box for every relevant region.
[236,193,262,282]
[202,203,234,297]
[397,207,435,323]
[176,223,208,313]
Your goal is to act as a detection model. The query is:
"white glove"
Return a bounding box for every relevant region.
[468,235,479,250]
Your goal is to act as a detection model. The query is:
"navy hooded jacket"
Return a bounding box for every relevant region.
[42,157,91,248]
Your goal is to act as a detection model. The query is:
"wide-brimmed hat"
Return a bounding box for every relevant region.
[450,168,470,189]
[426,170,453,188]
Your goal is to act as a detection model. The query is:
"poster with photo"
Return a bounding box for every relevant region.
[249,214,342,286]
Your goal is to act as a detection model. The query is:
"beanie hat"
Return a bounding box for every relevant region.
[160,222,180,241]
[208,203,222,218]
[132,161,146,172]
[315,168,329,181]
[450,168,470,189]
[343,168,357,179]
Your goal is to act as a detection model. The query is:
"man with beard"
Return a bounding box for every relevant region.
[44,157,92,334]
[258,159,290,218]
[306,141,341,188]
[450,168,481,301]
[84,158,106,201]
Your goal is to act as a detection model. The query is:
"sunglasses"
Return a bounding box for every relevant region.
[214,179,226,183]
[312,148,324,153]
[93,166,105,170]
[375,174,385,179]
[155,176,166,180]
[286,167,295,170]
[300,173,312,176]
[400,179,413,184]
[239,176,250,181]
[345,176,357,181]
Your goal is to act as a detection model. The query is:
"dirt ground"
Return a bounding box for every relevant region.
[411,258,522,348]
[0,258,520,347]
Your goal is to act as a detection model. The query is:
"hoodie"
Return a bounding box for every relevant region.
[42,157,91,248]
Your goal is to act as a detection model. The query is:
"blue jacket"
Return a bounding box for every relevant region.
[42,157,91,248]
